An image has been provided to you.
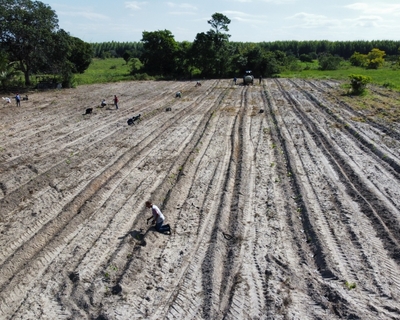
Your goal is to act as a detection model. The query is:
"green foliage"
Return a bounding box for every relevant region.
[68,37,93,74]
[0,0,92,87]
[0,52,20,89]
[74,58,130,84]
[129,58,144,74]
[349,74,372,95]
[191,13,231,77]
[366,48,385,69]
[141,30,179,76]
[345,281,356,290]
[299,54,313,63]
[318,53,342,70]
[350,48,386,70]
[349,52,367,67]
[0,0,59,85]
[74,58,155,84]
[91,41,144,59]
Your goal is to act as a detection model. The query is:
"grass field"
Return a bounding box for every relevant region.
[75,58,400,91]
[74,58,132,85]
[280,60,400,90]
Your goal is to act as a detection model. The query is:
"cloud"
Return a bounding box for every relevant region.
[345,3,400,15]
[351,15,383,28]
[287,12,339,28]
[166,2,197,15]
[167,2,198,10]
[125,1,147,11]
[222,10,269,23]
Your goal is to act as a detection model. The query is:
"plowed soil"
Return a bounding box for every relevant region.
[1,79,400,320]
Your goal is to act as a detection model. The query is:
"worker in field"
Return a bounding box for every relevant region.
[145,201,171,235]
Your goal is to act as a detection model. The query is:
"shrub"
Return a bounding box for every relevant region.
[349,52,367,67]
[349,74,372,95]
[366,48,385,69]
[299,54,313,63]
[318,53,342,70]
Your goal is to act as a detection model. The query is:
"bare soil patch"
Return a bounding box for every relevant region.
[1,79,400,319]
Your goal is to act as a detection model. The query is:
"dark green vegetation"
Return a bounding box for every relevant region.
[1,1,400,91]
[0,0,92,89]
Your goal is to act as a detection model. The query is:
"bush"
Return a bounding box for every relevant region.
[299,54,313,63]
[366,48,385,69]
[318,53,342,70]
[349,52,367,67]
[349,74,372,95]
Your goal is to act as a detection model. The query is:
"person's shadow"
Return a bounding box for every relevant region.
[118,226,155,246]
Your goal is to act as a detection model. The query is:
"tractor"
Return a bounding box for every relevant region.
[243,70,254,85]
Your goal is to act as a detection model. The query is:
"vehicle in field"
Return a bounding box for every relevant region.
[243,70,254,85]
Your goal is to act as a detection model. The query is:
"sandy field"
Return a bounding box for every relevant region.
[1,79,400,319]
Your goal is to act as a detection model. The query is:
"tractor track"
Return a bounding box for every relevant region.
[1,79,400,319]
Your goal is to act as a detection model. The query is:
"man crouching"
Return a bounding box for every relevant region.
[145,201,171,235]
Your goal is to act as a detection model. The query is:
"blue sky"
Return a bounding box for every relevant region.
[43,0,400,43]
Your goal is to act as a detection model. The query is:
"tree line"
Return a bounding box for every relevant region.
[92,14,400,79]
[92,39,400,61]
[1,0,400,90]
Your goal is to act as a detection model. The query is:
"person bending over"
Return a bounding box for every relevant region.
[145,201,171,235]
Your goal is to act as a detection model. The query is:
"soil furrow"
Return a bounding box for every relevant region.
[1,79,400,319]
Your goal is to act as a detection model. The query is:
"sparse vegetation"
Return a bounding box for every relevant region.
[345,281,356,290]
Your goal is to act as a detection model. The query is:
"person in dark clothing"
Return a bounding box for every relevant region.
[15,93,21,107]
[114,95,119,109]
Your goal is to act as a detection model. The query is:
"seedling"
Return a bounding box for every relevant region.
[345,281,356,290]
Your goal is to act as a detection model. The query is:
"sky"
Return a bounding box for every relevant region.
[42,0,400,43]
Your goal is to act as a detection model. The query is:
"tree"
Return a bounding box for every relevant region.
[191,32,216,77]
[366,48,385,69]
[123,51,132,64]
[0,0,59,85]
[68,37,93,74]
[129,58,143,74]
[141,30,179,76]
[192,13,231,77]
[0,51,19,89]
[349,52,367,67]
[318,53,342,70]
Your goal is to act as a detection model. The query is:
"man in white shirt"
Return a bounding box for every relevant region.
[145,201,171,235]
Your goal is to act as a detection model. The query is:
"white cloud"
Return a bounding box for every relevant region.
[351,15,382,28]
[287,12,339,28]
[125,1,147,11]
[223,11,269,23]
[345,3,400,15]
[167,2,198,10]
